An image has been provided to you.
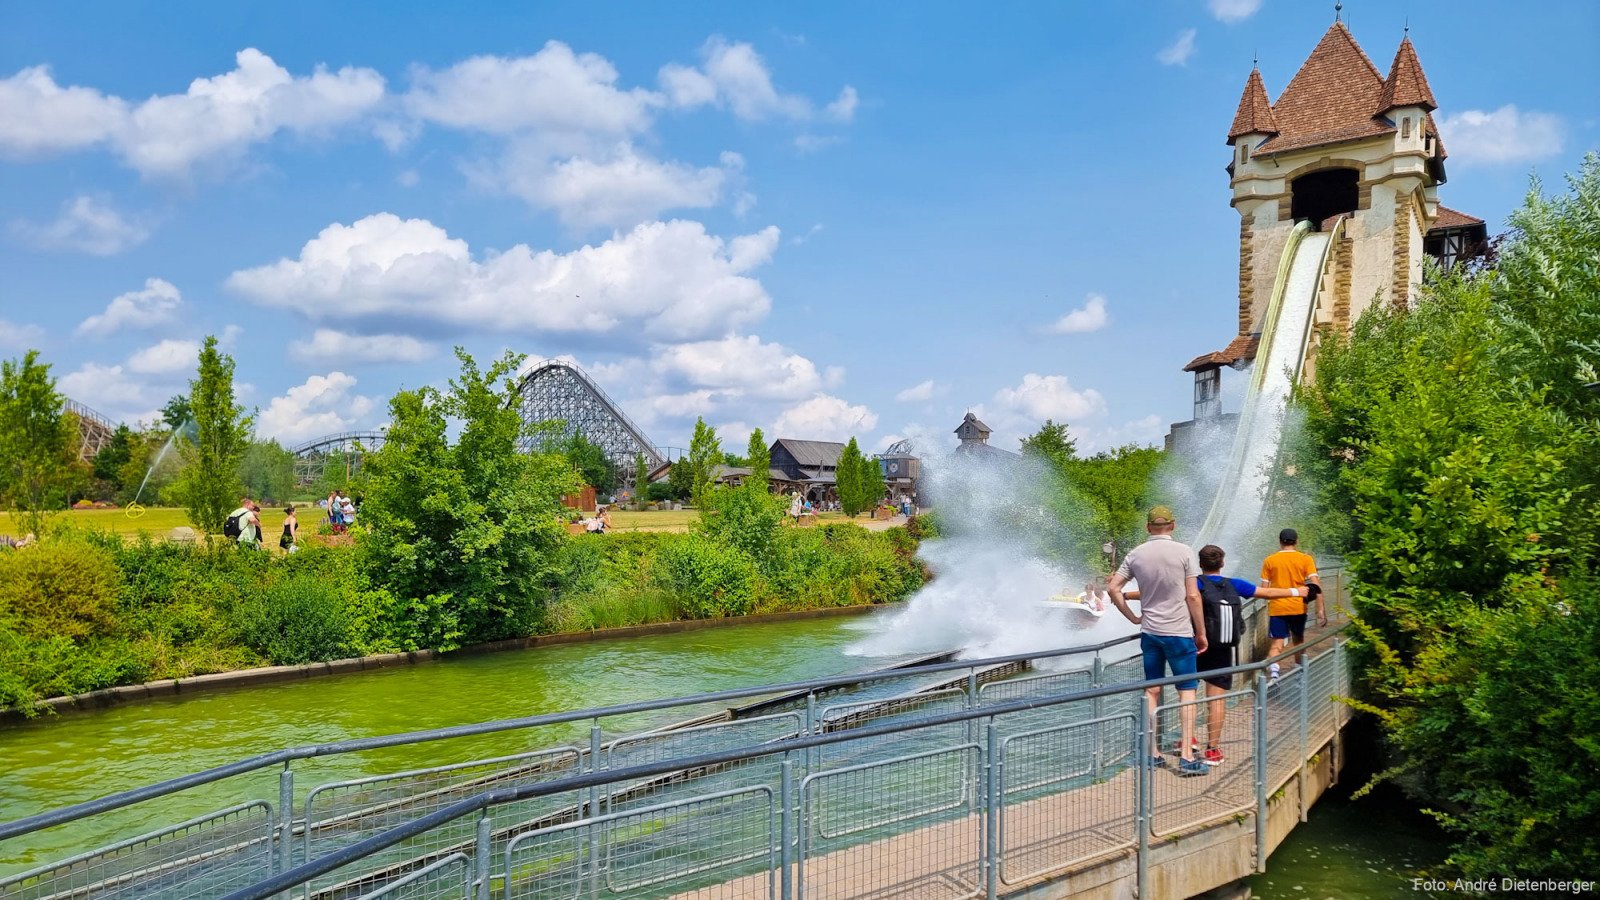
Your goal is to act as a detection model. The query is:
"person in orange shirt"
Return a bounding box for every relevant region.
[1260,528,1324,681]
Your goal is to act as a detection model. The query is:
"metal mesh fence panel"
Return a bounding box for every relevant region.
[0,802,273,900]
[352,853,470,900]
[1264,669,1303,792]
[602,714,801,814]
[502,787,775,899]
[998,715,1136,885]
[816,689,968,770]
[1150,692,1256,837]
[1305,649,1341,748]
[798,742,981,900]
[978,671,1095,737]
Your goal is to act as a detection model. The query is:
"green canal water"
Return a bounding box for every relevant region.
[0,612,902,874]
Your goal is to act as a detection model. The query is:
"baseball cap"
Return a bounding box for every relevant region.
[1279,528,1299,544]
[1147,505,1175,526]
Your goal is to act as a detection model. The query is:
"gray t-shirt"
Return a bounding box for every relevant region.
[1116,535,1199,637]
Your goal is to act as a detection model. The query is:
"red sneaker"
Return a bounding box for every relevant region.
[1203,747,1225,767]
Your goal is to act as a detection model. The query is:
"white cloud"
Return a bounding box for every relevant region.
[256,371,375,444]
[1157,29,1198,66]
[1047,293,1110,334]
[228,213,778,341]
[405,43,657,145]
[772,394,877,442]
[292,328,434,365]
[895,380,939,402]
[76,277,182,337]
[793,134,844,154]
[0,65,128,155]
[992,373,1107,422]
[1436,105,1565,167]
[1075,414,1167,454]
[0,50,385,178]
[1208,0,1263,24]
[0,319,45,350]
[659,37,850,123]
[652,335,825,400]
[127,338,199,375]
[396,169,419,187]
[790,223,825,244]
[57,362,155,420]
[483,142,733,229]
[11,195,148,255]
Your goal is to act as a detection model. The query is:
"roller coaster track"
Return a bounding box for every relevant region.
[512,359,667,482]
[288,431,387,486]
[64,398,118,462]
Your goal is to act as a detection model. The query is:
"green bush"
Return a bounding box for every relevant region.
[232,575,353,665]
[659,534,759,618]
[0,539,121,641]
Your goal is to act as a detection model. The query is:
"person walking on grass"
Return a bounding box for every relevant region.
[280,505,299,553]
[1193,544,1303,766]
[1261,528,1323,682]
[1107,505,1209,777]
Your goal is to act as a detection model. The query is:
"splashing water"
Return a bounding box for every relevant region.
[848,439,1138,661]
[130,419,193,508]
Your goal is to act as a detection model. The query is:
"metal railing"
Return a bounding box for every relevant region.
[2,571,1352,900]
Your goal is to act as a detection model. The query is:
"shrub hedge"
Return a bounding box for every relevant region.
[0,522,926,714]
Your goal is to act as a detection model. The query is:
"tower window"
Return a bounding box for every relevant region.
[1402,117,1411,138]
[1194,368,1222,420]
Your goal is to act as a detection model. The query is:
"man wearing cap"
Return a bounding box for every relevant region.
[1260,528,1323,681]
[1107,505,1210,777]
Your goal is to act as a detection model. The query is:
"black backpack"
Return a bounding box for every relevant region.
[1197,575,1244,647]
[223,511,244,539]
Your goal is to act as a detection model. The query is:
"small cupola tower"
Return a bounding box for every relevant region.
[1227,66,1280,335]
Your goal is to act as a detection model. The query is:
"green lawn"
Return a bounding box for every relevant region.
[1,506,882,541]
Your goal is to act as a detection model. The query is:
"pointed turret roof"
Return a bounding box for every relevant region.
[1255,22,1391,156]
[1377,36,1437,112]
[1228,68,1279,141]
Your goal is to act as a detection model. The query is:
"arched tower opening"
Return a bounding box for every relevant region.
[1290,168,1359,228]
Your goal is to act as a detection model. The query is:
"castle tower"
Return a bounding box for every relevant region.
[1168,21,1485,450]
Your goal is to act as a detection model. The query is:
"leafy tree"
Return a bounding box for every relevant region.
[554,432,616,494]
[1065,445,1163,563]
[1288,158,1600,877]
[1020,419,1077,470]
[358,349,580,647]
[0,351,77,535]
[239,440,296,502]
[836,437,869,516]
[173,336,251,534]
[746,428,770,491]
[665,457,693,502]
[722,452,749,467]
[632,453,649,503]
[860,450,885,511]
[116,429,184,505]
[161,395,192,432]
[93,424,134,488]
[686,417,721,508]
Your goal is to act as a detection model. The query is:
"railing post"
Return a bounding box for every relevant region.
[1091,657,1105,782]
[805,692,819,778]
[779,756,795,900]
[1254,672,1269,873]
[588,720,604,894]
[1298,660,1311,823]
[985,720,1000,900]
[275,765,293,876]
[1135,694,1150,900]
[473,811,492,900]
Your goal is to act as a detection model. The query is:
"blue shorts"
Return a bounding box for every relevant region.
[1141,633,1199,692]
[1269,614,1307,641]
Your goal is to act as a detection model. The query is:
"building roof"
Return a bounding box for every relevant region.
[1254,23,1393,157]
[955,412,992,435]
[772,438,846,469]
[1376,36,1437,113]
[1184,334,1261,372]
[1429,205,1484,231]
[953,440,1019,461]
[1228,68,1279,140]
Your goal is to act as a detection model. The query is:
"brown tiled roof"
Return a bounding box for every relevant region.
[1184,334,1260,372]
[1254,23,1392,156]
[1377,36,1436,112]
[1228,68,1279,140]
[1429,206,1484,231]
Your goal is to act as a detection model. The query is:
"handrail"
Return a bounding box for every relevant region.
[0,630,1139,841]
[0,565,1345,845]
[222,620,1353,900]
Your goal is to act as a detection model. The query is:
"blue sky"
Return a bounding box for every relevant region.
[2,1,1595,454]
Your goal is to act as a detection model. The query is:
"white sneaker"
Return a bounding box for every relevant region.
[1269,662,1281,683]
